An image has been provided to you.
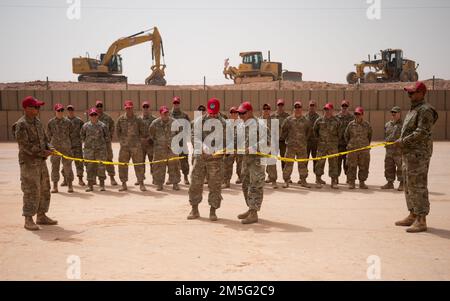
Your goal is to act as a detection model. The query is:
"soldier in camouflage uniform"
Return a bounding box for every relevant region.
[149,106,181,191]
[47,103,75,193]
[170,96,191,185]
[187,98,226,221]
[236,102,267,224]
[65,105,85,186]
[381,106,404,191]
[344,107,373,190]
[96,100,118,186]
[281,101,312,188]
[81,108,110,192]
[306,100,320,171]
[116,100,146,192]
[223,106,243,188]
[336,100,355,183]
[395,82,438,233]
[15,96,57,231]
[137,101,156,186]
[271,99,290,171]
[313,103,340,189]
[259,104,278,188]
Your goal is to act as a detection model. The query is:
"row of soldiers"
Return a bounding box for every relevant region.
[15,81,438,232]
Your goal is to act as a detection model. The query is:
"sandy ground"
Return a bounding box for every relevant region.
[0,142,449,281]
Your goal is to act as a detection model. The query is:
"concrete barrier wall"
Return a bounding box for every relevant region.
[1,89,449,141]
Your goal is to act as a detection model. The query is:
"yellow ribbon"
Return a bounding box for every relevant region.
[52,142,396,166]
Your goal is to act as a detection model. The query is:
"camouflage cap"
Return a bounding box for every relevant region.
[391,106,401,113]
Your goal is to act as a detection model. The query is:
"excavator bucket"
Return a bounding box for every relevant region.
[282,71,303,82]
[145,65,167,86]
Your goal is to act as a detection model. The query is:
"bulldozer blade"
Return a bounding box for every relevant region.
[282,71,303,82]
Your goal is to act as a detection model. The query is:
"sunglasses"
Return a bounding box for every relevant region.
[67,108,74,111]
[198,108,205,111]
[277,104,284,106]
[354,113,361,116]
[142,105,149,109]
[56,109,64,112]
[341,104,349,108]
[238,111,247,115]
[294,106,302,109]
[263,108,270,110]
[96,105,103,108]
[230,111,238,114]
[309,104,315,107]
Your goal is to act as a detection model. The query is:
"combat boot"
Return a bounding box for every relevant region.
[222,181,230,189]
[316,175,326,185]
[99,179,106,191]
[348,180,356,189]
[359,181,368,189]
[187,205,200,220]
[51,182,58,193]
[173,183,180,191]
[78,176,86,187]
[118,182,128,192]
[395,211,417,227]
[24,216,40,231]
[139,181,147,192]
[300,178,312,188]
[272,181,278,189]
[67,182,74,193]
[381,181,394,189]
[209,207,218,221]
[110,176,118,186]
[406,215,427,233]
[61,178,67,187]
[331,178,339,189]
[237,209,251,220]
[241,209,258,224]
[85,181,94,192]
[184,175,190,185]
[397,181,404,191]
[235,178,242,184]
[36,213,58,225]
[156,184,163,191]
[265,177,271,183]
[282,181,289,188]
[134,181,139,186]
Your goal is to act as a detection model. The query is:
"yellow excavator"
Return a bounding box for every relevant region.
[72,27,166,85]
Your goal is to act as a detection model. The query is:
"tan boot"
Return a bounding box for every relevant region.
[51,182,58,193]
[395,211,417,226]
[406,215,427,233]
[348,180,356,189]
[24,216,40,231]
[300,178,312,188]
[331,178,339,189]
[381,181,394,189]
[156,184,163,191]
[222,181,230,189]
[85,181,94,192]
[36,213,58,225]
[110,176,118,186]
[265,177,271,183]
[282,181,289,188]
[272,181,278,189]
[61,178,68,187]
[209,207,218,221]
[187,205,200,220]
[134,181,140,186]
[241,209,258,224]
[235,178,242,184]
[78,176,86,187]
[397,181,404,191]
[359,181,368,189]
[184,175,190,185]
[67,181,74,193]
[237,209,251,220]
[173,183,180,191]
[118,182,128,192]
[139,182,147,192]
[99,179,106,191]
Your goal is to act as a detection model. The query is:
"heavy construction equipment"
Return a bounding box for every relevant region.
[346,48,419,84]
[223,51,302,84]
[72,27,166,85]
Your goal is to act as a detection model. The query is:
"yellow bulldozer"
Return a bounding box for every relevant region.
[223,51,302,84]
[346,48,419,84]
[72,27,166,85]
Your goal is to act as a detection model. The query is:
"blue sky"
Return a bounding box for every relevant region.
[0,0,449,84]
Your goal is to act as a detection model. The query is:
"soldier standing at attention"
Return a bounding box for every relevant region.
[271,99,290,171]
[116,100,146,192]
[66,104,85,186]
[237,101,266,224]
[149,106,181,191]
[336,100,355,183]
[137,101,156,186]
[344,107,372,190]
[96,100,118,186]
[395,81,438,233]
[15,96,57,231]
[281,101,312,188]
[223,106,243,188]
[306,100,320,171]
[170,96,191,185]
[187,98,226,221]
[81,108,110,192]
[47,103,75,193]
[313,103,340,189]
[259,103,278,189]
[381,106,404,191]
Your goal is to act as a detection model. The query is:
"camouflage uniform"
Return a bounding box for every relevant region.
[336,112,355,177]
[241,118,266,211]
[170,108,191,178]
[306,111,320,170]
[258,115,277,182]
[67,116,84,177]
[344,120,373,182]
[149,117,181,186]
[223,120,243,183]
[271,111,290,169]
[384,119,403,182]
[281,115,312,182]
[80,121,110,182]
[189,115,226,209]
[313,116,340,178]
[47,117,74,183]
[15,115,52,217]
[98,112,115,177]
[400,100,438,216]
[140,114,157,181]
[116,114,146,183]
